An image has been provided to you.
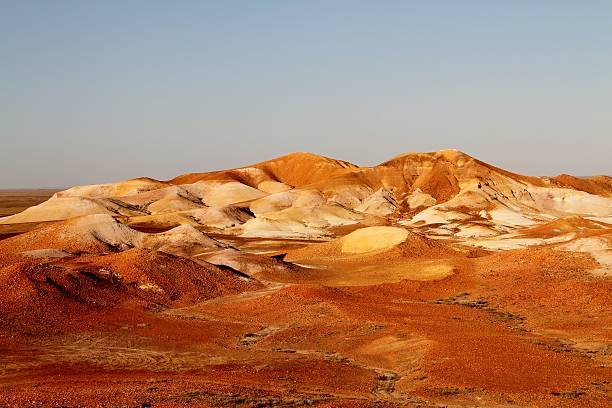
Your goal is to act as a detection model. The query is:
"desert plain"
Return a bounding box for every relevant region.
[0,150,610,407]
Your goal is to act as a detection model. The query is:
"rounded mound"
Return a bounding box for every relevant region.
[340,226,408,254]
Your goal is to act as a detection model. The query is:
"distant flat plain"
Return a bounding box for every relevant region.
[0,189,60,218]
[0,189,60,240]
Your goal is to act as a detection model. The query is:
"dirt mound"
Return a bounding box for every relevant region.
[253,152,358,187]
[54,177,167,199]
[142,224,226,257]
[286,226,454,261]
[340,226,409,254]
[518,215,610,238]
[0,196,117,224]
[0,248,261,331]
[169,152,358,188]
[0,214,225,256]
[552,174,612,196]
[0,214,142,254]
[282,226,461,286]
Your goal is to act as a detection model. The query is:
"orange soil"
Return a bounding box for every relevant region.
[1,240,610,407]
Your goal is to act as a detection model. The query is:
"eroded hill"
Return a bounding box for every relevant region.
[0,150,610,407]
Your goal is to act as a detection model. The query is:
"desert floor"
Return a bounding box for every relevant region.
[1,233,610,407]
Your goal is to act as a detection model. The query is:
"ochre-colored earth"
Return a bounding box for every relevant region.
[0,150,610,407]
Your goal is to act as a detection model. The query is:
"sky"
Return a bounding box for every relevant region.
[1,1,611,188]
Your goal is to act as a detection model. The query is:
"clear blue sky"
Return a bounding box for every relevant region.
[1,1,611,188]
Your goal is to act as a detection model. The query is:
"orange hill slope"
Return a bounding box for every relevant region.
[1,149,610,241]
